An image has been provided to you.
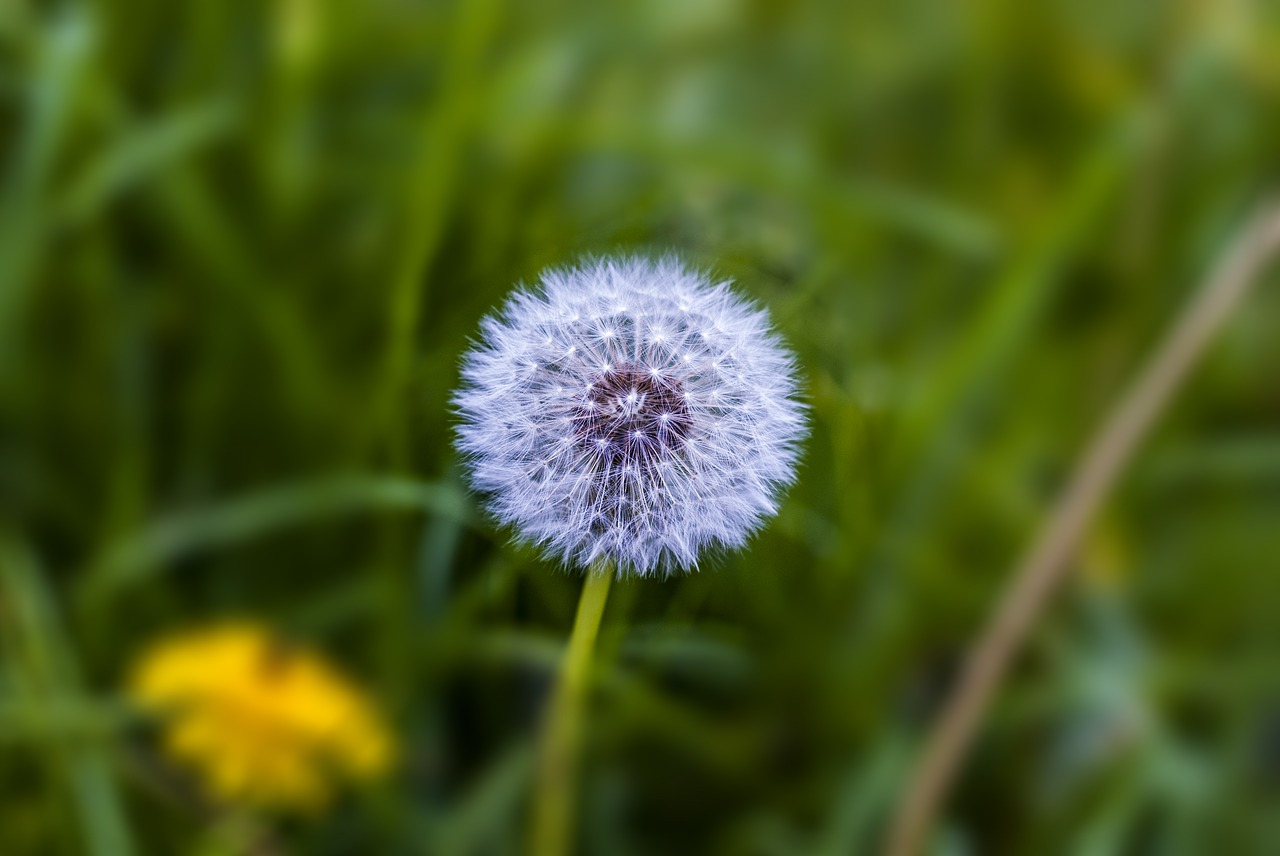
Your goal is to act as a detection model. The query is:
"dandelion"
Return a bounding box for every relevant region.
[454,254,806,576]
[454,254,805,856]
[128,621,392,812]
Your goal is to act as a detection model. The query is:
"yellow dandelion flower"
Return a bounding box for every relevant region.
[128,621,393,811]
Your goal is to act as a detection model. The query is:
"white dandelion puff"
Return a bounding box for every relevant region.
[454,255,807,576]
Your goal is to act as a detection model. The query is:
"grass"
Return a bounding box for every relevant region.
[4,0,1280,853]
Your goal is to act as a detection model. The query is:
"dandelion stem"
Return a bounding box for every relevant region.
[531,566,613,856]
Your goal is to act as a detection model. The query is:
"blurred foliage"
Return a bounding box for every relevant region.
[3,0,1280,854]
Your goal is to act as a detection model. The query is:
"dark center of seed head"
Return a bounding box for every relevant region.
[577,365,693,466]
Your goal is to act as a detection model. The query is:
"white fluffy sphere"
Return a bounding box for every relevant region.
[454,255,806,576]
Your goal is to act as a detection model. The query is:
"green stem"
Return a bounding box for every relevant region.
[530,567,614,856]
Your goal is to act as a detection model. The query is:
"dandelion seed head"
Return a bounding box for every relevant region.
[454,255,806,575]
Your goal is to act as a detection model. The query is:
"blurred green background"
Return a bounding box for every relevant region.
[4,0,1280,853]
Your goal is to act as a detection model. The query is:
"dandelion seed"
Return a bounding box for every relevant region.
[454,255,806,575]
